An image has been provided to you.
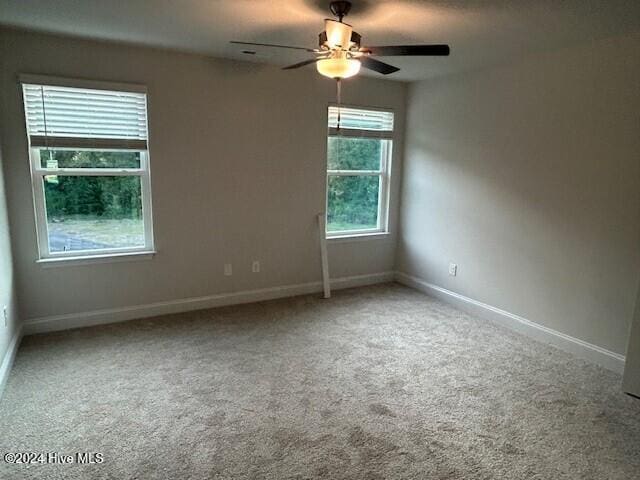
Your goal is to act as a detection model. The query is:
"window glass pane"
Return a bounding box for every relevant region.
[327,175,380,232]
[38,149,141,169]
[44,175,144,252]
[327,137,383,171]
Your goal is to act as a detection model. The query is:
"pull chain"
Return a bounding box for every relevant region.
[336,78,341,131]
[40,85,54,166]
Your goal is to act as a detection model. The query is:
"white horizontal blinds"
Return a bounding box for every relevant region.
[328,106,394,139]
[23,83,148,150]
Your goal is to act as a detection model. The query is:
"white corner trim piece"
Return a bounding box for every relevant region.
[395,271,626,374]
[23,272,396,336]
[0,326,23,400]
[317,213,331,299]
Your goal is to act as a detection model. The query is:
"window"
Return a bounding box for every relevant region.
[326,106,393,237]
[21,76,154,260]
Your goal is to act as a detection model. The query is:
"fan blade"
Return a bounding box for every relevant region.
[364,44,450,56]
[230,41,315,52]
[282,59,318,70]
[360,57,400,75]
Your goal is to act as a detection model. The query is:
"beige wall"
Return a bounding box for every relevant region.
[0,130,20,365]
[0,28,406,321]
[398,32,640,355]
[623,284,640,395]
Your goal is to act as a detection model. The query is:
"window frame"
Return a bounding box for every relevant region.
[325,105,394,239]
[20,75,155,261]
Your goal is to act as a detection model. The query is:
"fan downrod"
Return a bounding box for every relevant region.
[329,1,352,22]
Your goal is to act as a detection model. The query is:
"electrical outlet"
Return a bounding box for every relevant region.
[224,263,233,276]
[448,263,457,276]
[252,260,260,273]
[3,306,7,327]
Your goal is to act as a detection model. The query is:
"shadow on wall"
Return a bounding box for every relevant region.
[398,33,640,355]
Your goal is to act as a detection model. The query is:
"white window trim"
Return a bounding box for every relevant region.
[29,150,155,260]
[325,105,394,239]
[36,250,156,268]
[327,231,392,243]
[18,73,147,94]
[21,75,155,261]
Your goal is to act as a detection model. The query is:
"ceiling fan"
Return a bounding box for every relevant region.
[230,0,450,80]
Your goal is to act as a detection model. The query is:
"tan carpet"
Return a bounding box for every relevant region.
[1,283,639,479]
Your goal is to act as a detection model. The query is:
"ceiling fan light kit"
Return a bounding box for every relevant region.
[316,53,361,79]
[317,18,361,79]
[231,1,450,80]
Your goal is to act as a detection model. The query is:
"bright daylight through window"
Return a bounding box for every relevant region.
[21,78,154,259]
[326,106,393,236]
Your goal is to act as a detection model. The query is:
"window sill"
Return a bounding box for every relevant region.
[36,250,156,267]
[327,232,392,243]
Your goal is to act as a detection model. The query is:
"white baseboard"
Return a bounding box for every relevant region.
[23,272,395,336]
[19,270,626,374]
[395,272,626,374]
[331,271,395,289]
[0,326,23,400]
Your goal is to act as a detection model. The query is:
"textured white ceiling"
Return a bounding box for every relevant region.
[1,0,639,81]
